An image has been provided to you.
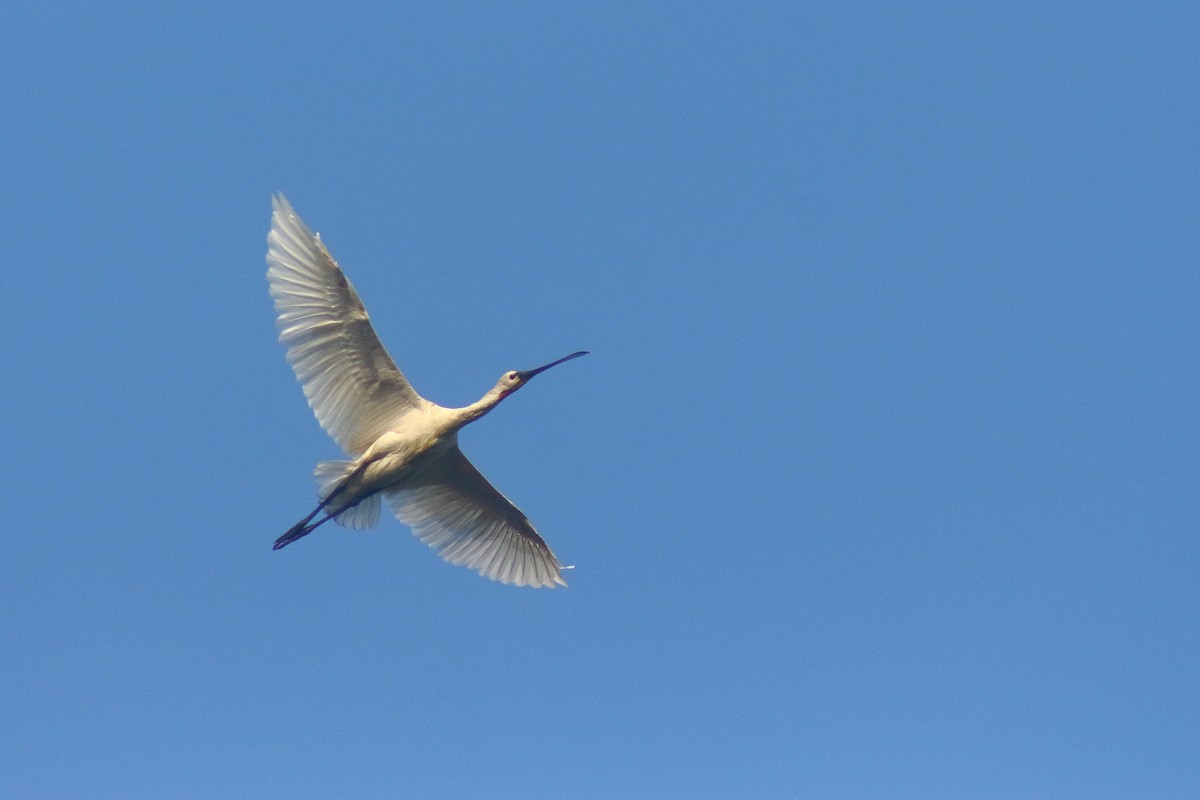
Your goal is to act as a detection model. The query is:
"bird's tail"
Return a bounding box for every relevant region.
[315,460,381,529]
[273,459,380,550]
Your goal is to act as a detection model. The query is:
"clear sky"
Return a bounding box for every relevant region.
[2,3,1197,798]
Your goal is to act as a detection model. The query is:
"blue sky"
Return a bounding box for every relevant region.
[3,3,1197,798]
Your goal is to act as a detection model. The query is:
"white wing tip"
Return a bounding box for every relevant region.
[494,563,570,589]
[478,558,571,589]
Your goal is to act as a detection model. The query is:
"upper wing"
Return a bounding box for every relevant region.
[266,193,429,456]
[385,447,569,588]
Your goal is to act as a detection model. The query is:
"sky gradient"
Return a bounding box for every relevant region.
[3,3,1197,798]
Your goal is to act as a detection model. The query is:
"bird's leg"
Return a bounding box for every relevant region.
[272,459,372,550]
[272,511,336,550]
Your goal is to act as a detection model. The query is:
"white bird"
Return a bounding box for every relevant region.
[265,194,586,588]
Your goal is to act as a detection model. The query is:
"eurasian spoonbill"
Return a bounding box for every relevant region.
[266,194,586,588]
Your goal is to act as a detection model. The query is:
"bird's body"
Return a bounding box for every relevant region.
[265,194,586,588]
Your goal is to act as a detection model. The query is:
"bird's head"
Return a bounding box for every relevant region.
[496,351,589,400]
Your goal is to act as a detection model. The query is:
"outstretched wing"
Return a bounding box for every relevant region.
[385,447,569,588]
[266,194,430,456]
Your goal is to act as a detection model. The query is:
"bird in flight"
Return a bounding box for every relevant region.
[266,194,586,588]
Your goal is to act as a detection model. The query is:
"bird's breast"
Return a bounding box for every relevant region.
[357,428,456,493]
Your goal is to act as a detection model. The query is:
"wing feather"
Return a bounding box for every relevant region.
[266,194,429,455]
[385,448,568,588]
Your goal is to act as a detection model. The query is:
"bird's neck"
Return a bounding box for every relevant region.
[453,387,506,427]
